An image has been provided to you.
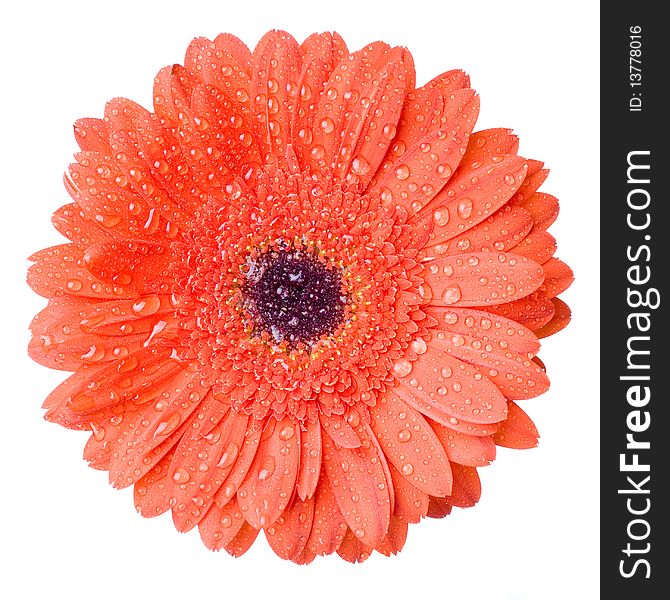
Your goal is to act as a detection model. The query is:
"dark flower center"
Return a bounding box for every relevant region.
[244,249,346,344]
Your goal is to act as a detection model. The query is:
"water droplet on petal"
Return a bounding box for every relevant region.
[393,359,413,377]
[395,164,410,180]
[401,463,414,476]
[320,118,335,134]
[436,164,452,179]
[173,468,190,484]
[457,198,473,219]
[258,456,276,481]
[433,208,450,226]
[397,429,411,442]
[410,338,427,355]
[442,285,462,304]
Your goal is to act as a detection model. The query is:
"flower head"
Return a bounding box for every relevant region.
[28,30,573,563]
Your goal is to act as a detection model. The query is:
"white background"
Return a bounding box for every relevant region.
[0,1,599,598]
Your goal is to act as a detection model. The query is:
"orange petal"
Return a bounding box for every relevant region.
[427,495,452,518]
[370,392,452,496]
[223,521,259,557]
[74,118,110,154]
[539,258,574,298]
[265,495,315,561]
[107,371,210,488]
[237,416,300,528]
[134,446,176,518]
[82,240,183,295]
[427,306,541,355]
[170,407,247,532]
[319,412,361,448]
[392,344,507,426]
[322,422,392,547]
[370,90,479,214]
[66,152,175,244]
[336,528,373,563]
[493,401,540,449]
[432,424,496,466]
[419,155,528,246]
[212,425,262,508]
[184,35,252,96]
[509,167,549,205]
[152,64,197,125]
[388,462,429,523]
[487,290,556,331]
[52,204,115,249]
[513,191,559,230]
[30,301,170,372]
[310,41,399,172]
[536,297,572,338]
[426,68,471,94]
[296,418,322,501]
[293,32,348,167]
[423,252,545,307]
[105,98,193,230]
[510,228,557,264]
[377,86,444,176]
[338,58,411,189]
[28,244,134,300]
[303,476,348,557]
[133,109,207,216]
[250,31,302,162]
[428,204,533,257]
[461,128,519,164]
[198,495,246,551]
[375,515,408,556]
[449,464,481,508]
[430,331,549,400]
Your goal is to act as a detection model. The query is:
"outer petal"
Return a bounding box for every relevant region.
[250,30,302,163]
[302,476,348,557]
[170,406,248,532]
[536,297,572,338]
[511,228,557,264]
[392,340,507,426]
[28,244,134,300]
[322,422,392,547]
[375,515,409,556]
[426,331,549,401]
[429,205,534,257]
[223,521,259,557]
[370,90,479,214]
[418,155,528,247]
[198,496,246,551]
[265,495,315,561]
[423,252,545,308]
[293,32,348,167]
[388,462,429,523]
[493,401,540,449]
[427,306,541,355]
[296,418,322,501]
[539,258,574,298]
[107,370,210,488]
[319,411,361,448]
[336,528,373,563]
[134,447,176,518]
[449,464,481,508]
[370,392,452,496]
[237,416,300,528]
[432,424,496,466]
[488,291,556,331]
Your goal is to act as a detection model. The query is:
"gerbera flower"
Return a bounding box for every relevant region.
[28,30,573,563]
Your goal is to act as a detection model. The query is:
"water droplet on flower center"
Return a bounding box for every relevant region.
[243,249,347,345]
